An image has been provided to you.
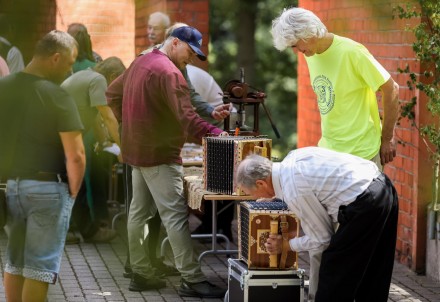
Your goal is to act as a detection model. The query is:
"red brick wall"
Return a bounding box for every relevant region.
[56,0,135,68]
[0,0,135,68]
[0,0,209,70]
[135,0,210,70]
[0,0,56,64]
[298,0,427,272]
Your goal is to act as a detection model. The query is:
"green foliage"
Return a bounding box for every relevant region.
[394,1,440,152]
[394,1,440,209]
[209,0,298,159]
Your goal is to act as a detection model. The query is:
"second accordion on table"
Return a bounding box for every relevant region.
[202,136,272,195]
[238,201,299,269]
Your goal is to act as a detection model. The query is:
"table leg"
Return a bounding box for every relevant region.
[197,199,237,262]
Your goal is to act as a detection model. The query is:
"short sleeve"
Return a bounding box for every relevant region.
[88,73,108,107]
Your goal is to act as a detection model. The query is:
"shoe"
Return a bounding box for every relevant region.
[124,265,170,279]
[129,273,166,292]
[178,279,226,298]
[153,260,180,277]
[122,268,167,279]
[65,231,80,244]
[84,227,117,243]
[123,267,133,279]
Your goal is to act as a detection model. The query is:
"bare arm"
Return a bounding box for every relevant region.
[60,131,86,198]
[378,77,399,165]
[96,105,122,162]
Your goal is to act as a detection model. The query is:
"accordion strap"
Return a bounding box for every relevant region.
[279,215,289,269]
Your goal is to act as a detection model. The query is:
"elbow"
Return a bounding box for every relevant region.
[393,81,399,99]
[71,149,86,167]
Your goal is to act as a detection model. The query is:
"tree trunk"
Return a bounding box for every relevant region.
[236,0,257,84]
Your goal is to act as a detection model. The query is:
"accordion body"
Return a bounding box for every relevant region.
[202,136,272,195]
[238,201,299,269]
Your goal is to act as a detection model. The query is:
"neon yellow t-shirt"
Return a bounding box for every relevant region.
[305,35,390,160]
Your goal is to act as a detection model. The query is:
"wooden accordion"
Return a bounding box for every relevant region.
[238,201,299,269]
[202,136,272,195]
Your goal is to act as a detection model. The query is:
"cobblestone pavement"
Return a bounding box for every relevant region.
[1,213,439,302]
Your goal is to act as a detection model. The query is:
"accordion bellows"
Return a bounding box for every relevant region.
[202,136,272,195]
[238,201,299,269]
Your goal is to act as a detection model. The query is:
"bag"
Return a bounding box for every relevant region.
[0,184,7,228]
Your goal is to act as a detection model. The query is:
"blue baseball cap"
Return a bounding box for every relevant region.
[170,26,207,61]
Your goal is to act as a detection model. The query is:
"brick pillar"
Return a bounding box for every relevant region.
[0,0,56,64]
[56,0,135,68]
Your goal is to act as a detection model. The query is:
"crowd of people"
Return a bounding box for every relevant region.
[0,10,233,300]
[0,6,400,302]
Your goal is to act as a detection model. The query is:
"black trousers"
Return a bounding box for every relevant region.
[71,181,99,239]
[90,149,113,222]
[315,173,399,302]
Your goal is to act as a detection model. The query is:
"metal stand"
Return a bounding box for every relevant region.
[222,68,280,138]
[160,194,251,262]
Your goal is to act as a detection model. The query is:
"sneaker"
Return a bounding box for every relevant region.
[84,227,117,243]
[178,279,226,298]
[153,260,180,277]
[129,273,166,292]
[65,231,80,244]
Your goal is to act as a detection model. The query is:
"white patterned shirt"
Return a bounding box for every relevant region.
[272,147,380,252]
[0,37,24,73]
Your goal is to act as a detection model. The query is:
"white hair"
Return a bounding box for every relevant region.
[165,22,188,39]
[149,11,171,28]
[271,7,328,51]
[235,154,273,189]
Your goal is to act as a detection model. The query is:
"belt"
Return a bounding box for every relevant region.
[374,172,386,182]
[5,172,68,183]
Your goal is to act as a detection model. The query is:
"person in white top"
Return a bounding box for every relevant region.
[235,147,399,302]
[186,64,224,107]
[0,55,9,77]
[186,64,238,128]
[0,15,25,73]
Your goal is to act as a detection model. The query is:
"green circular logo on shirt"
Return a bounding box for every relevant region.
[312,75,335,115]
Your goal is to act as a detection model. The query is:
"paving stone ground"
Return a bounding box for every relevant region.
[1,212,439,301]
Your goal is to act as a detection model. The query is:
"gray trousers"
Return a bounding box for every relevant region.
[127,164,205,282]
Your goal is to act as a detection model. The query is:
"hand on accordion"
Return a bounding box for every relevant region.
[265,234,283,254]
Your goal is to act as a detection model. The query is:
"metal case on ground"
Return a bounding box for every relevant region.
[227,258,305,302]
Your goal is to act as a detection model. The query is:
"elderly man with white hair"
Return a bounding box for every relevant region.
[271,7,399,170]
[235,147,399,302]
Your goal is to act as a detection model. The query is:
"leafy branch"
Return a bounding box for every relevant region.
[394,1,440,210]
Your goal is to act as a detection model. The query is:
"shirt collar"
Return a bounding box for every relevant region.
[272,162,284,201]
